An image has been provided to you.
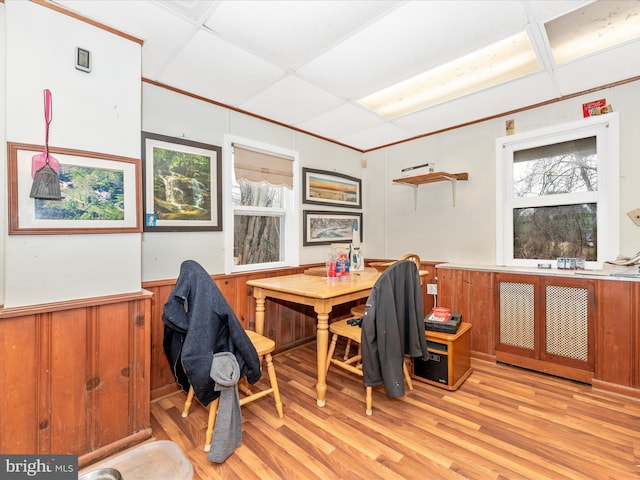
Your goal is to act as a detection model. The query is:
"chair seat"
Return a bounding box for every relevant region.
[350,304,366,317]
[245,329,275,355]
[329,318,362,342]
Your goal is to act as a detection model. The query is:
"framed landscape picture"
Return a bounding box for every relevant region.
[7,142,141,235]
[142,132,222,232]
[302,167,362,209]
[303,210,363,246]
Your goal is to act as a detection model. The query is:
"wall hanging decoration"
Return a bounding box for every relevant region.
[142,132,222,232]
[8,142,141,235]
[302,167,362,209]
[30,89,62,200]
[303,210,363,246]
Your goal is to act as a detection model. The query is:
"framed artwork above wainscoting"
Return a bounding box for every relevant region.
[142,132,222,232]
[7,142,141,235]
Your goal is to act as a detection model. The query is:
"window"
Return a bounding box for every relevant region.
[496,113,619,269]
[223,136,299,274]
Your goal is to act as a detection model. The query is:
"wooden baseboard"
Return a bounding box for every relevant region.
[591,379,640,400]
[495,351,593,384]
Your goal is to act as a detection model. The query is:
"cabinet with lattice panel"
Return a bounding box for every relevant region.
[494,273,595,383]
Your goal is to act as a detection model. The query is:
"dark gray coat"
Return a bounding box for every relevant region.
[361,260,429,397]
[162,260,261,406]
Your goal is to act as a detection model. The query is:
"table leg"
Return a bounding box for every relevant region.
[253,289,265,335]
[315,311,330,407]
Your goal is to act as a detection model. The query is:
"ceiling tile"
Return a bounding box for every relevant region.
[338,122,415,151]
[296,0,532,100]
[203,0,400,71]
[393,72,559,136]
[238,75,347,126]
[157,29,285,106]
[296,103,384,140]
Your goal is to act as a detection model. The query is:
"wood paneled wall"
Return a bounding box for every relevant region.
[0,291,152,466]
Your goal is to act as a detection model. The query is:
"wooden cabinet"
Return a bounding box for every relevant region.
[494,273,595,383]
[437,265,640,397]
[0,291,152,466]
[412,322,473,390]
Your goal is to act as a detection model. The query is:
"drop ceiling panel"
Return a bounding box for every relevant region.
[296,103,385,140]
[553,40,640,95]
[338,122,415,152]
[238,75,347,126]
[393,71,559,136]
[296,0,532,100]
[203,0,401,71]
[158,29,285,106]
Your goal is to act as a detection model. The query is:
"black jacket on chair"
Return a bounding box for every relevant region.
[361,260,429,397]
[162,260,261,406]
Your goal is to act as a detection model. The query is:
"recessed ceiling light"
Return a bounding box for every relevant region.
[546,0,640,65]
[357,31,539,119]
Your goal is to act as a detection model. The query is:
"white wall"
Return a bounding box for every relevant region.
[366,81,640,266]
[0,3,7,306]
[140,82,363,281]
[1,1,142,307]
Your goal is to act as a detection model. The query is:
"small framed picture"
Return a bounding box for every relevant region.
[75,47,91,73]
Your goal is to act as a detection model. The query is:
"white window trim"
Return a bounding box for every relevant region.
[495,113,619,269]
[223,134,299,274]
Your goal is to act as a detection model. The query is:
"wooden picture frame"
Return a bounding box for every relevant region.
[142,132,222,232]
[7,142,141,235]
[302,167,362,209]
[303,210,363,246]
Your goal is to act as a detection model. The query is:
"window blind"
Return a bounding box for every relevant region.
[233,145,294,188]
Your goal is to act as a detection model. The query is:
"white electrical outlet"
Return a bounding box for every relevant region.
[427,284,438,295]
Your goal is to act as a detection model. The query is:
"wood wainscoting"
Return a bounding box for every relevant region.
[0,290,152,467]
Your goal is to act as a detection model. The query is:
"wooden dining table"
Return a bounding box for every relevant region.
[246,267,429,407]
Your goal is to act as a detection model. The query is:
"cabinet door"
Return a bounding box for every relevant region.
[495,274,537,359]
[540,277,595,372]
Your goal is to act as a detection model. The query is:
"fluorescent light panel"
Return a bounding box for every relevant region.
[357,32,540,119]
[546,0,640,65]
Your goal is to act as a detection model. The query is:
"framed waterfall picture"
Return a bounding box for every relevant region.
[142,132,222,232]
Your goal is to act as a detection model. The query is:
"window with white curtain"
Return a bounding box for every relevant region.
[495,113,619,269]
[223,135,299,274]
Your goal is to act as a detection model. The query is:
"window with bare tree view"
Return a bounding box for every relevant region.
[224,137,299,274]
[512,138,597,260]
[497,114,619,268]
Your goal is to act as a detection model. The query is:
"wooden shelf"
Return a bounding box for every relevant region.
[393,171,468,186]
[392,171,469,208]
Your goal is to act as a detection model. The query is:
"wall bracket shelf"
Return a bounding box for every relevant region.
[393,171,469,208]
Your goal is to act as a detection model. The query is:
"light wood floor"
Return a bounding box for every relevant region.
[151,341,640,480]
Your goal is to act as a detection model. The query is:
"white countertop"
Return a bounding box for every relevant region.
[436,263,640,281]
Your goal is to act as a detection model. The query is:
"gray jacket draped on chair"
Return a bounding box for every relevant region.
[361,260,429,397]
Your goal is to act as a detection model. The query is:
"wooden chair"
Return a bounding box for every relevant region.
[340,254,421,370]
[327,318,413,416]
[182,330,283,452]
[327,255,423,415]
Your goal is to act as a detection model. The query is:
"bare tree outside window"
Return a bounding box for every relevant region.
[512,137,597,260]
[233,181,284,266]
